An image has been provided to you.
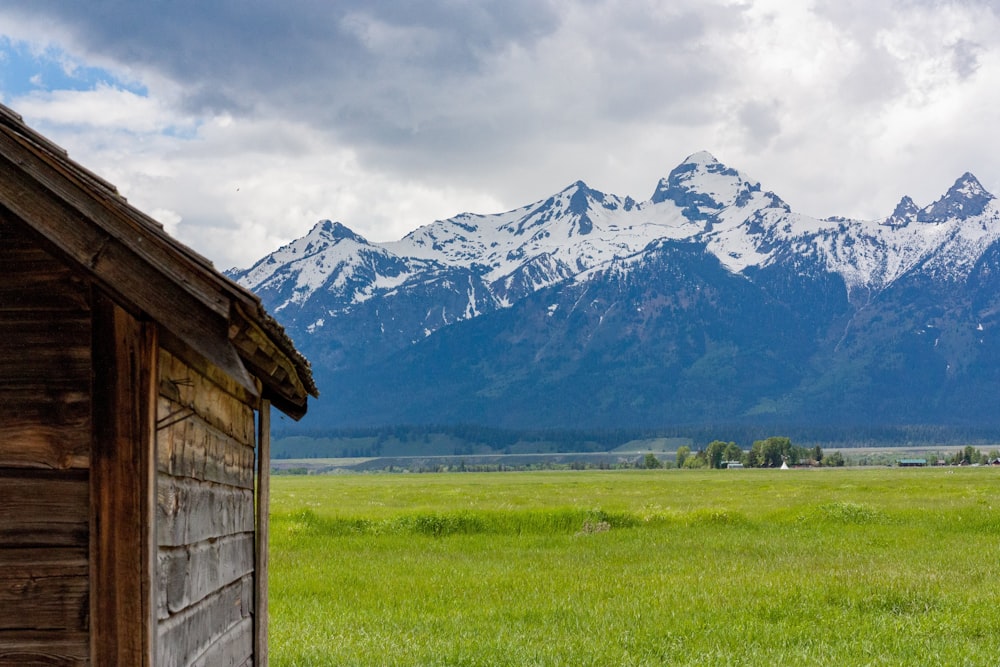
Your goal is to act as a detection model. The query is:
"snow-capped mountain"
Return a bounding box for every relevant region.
[231,153,1000,432]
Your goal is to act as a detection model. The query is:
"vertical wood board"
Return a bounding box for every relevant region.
[254,401,271,667]
[90,293,156,666]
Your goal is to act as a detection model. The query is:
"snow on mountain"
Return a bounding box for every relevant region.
[232,153,1000,329]
[384,179,694,286]
[234,219,426,314]
[919,173,995,222]
[650,150,772,216]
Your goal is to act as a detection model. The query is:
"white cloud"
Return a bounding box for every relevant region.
[0,0,998,263]
[14,84,192,134]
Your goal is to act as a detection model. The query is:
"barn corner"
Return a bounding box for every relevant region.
[0,102,316,666]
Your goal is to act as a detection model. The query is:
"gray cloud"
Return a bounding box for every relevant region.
[1,0,999,267]
[2,1,561,113]
[737,100,781,151]
[0,1,741,177]
[952,38,982,79]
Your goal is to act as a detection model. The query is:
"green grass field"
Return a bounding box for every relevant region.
[269,468,1000,666]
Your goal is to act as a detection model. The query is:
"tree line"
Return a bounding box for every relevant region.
[274,422,1000,458]
[644,436,845,469]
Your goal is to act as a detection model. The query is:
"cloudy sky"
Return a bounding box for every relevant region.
[1,1,997,269]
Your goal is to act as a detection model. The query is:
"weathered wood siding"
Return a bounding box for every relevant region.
[156,349,257,667]
[0,219,91,664]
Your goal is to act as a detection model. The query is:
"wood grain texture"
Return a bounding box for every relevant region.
[158,340,260,411]
[0,140,228,318]
[157,474,254,547]
[159,350,256,446]
[158,534,254,618]
[255,400,270,667]
[154,350,263,665]
[0,548,88,631]
[90,293,156,666]
[0,221,90,312]
[189,617,253,667]
[0,219,92,469]
[157,395,255,490]
[0,630,89,665]
[0,471,88,546]
[157,575,253,667]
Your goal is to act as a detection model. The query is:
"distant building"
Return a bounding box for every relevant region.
[898,458,927,467]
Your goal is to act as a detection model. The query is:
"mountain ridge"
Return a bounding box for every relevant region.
[229,153,1000,433]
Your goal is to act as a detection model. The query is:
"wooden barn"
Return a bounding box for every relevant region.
[0,103,317,665]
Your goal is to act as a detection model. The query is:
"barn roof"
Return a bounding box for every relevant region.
[0,103,317,418]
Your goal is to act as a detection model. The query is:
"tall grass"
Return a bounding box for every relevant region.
[269,468,1000,665]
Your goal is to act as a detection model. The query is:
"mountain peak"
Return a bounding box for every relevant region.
[883,195,919,228]
[918,172,995,222]
[954,171,990,194]
[680,150,721,167]
[650,151,762,220]
[306,219,369,244]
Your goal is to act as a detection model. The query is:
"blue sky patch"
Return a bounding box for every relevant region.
[0,36,147,99]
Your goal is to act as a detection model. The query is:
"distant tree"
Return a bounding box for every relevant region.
[753,436,791,468]
[643,452,662,469]
[723,442,743,464]
[705,440,728,469]
[965,445,978,465]
[812,445,823,464]
[675,445,691,469]
[950,446,983,465]
[683,454,706,469]
[747,436,803,468]
[823,451,845,467]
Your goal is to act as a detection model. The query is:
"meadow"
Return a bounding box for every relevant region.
[269,468,1000,666]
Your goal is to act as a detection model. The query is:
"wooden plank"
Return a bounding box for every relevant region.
[159,341,260,413]
[191,617,253,667]
[159,349,257,446]
[0,314,91,343]
[157,474,254,547]
[157,575,253,667]
[0,470,88,546]
[0,417,90,470]
[0,630,89,665]
[0,276,91,467]
[0,219,91,312]
[90,293,156,666]
[157,395,255,490]
[0,547,88,631]
[158,533,255,617]
[255,400,271,667]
